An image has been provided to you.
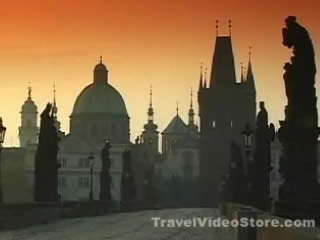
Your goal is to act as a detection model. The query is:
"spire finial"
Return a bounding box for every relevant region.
[149,85,153,108]
[176,102,179,115]
[249,46,252,61]
[216,20,219,35]
[100,55,103,64]
[190,88,193,109]
[27,81,32,99]
[228,20,232,36]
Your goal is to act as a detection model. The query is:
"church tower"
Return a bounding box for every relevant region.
[188,89,198,134]
[141,86,159,153]
[198,24,256,205]
[19,86,39,147]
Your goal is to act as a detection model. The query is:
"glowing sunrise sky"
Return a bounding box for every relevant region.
[0,0,319,146]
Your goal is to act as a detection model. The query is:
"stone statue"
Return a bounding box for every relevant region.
[248,102,274,210]
[277,16,320,206]
[34,103,59,202]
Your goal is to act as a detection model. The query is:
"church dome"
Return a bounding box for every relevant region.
[94,62,107,72]
[72,83,128,115]
[71,59,128,116]
[21,88,38,113]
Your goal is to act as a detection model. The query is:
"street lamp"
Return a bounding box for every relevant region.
[88,152,95,201]
[0,117,6,202]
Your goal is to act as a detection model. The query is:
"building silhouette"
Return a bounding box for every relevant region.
[198,33,256,205]
[19,86,39,147]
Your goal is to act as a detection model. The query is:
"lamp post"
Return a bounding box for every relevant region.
[88,152,95,201]
[0,117,6,203]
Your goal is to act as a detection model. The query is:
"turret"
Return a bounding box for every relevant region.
[19,85,39,147]
[141,86,159,153]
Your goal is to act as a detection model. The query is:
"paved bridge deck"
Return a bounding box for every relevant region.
[1,208,235,240]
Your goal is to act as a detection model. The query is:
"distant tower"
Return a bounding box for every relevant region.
[198,31,256,205]
[141,86,159,153]
[19,85,39,147]
[188,88,198,133]
[52,84,61,132]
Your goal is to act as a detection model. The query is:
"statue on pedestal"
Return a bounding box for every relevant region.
[34,103,59,202]
[277,16,320,215]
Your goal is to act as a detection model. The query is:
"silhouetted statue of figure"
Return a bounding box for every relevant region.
[100,140,112,201]
[121,150,136,202]
[34,103,60,202]
[248,102,274,211]
[277,17,320,214]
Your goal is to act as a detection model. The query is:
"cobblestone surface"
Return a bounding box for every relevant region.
[1,208,235,240]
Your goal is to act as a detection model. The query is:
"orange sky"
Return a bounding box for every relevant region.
[0,0,319,146]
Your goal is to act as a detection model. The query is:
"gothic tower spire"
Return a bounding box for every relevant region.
[246,47,256,92]
[147,85,154,123]
[188,88,195,126]
[141,86,159,153]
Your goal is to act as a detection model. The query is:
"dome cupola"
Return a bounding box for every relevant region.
[94,56,108,84]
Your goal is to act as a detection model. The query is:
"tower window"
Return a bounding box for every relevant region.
[212,121,216,128]
[231,120,233,128]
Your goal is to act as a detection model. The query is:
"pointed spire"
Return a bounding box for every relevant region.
[246,46,256,91]
[228,20,232,36]
[100,55,103,64]
[199,63,203,90]
[147,85,154,122]
[189,88,195,126]
[149,85,153,108]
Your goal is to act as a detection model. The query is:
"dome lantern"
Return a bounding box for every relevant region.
[94,56,108,84]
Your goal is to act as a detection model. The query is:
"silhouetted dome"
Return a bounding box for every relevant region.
[21,97,37,113]
[72,83,128,115]
[94,62,108,72]
[71,60,127,116]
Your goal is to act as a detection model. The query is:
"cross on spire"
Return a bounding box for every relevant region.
[27,81,32,99]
